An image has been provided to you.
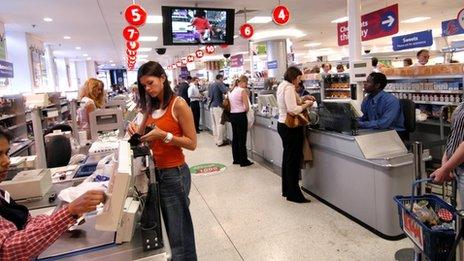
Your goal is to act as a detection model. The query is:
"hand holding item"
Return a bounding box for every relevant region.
[127,122,139,135]
[302,95,316,102]
[303,100,313,109]
[68,190,106,217]
[141,126,167,142]
[431,167,454,185]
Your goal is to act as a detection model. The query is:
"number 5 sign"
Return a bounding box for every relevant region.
[272,5,290,25]
[125,4,147,27]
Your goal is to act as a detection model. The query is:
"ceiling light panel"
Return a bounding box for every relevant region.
[400,17,431,24]
[43,17,53,22]
[247,16,272,24]
[331,16,348,23]
[146,15,163,24]
[139,36,158,42]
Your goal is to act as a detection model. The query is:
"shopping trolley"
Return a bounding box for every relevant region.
[394,178,463,261]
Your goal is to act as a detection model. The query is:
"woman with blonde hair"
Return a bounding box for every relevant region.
[78,78,105,131]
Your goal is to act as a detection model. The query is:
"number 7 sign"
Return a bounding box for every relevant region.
[273,5,290,25]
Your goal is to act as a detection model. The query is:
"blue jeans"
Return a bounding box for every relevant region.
[157,163,197,261]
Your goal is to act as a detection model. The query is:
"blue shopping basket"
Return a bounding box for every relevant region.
[394,178,457,260]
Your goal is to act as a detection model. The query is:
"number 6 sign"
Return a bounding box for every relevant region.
[272,5,290,25]
[240,23,254,39]
[123,25,140,41]
[125,4,147,27]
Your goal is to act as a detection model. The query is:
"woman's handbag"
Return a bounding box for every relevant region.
[222,93,231,111]
[284,110,310,128]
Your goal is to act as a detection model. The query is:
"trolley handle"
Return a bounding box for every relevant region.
[410,178,433,212]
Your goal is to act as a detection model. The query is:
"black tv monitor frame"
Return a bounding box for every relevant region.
[161,6,235,46]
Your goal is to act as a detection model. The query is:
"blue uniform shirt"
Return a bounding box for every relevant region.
[359,90,405,131]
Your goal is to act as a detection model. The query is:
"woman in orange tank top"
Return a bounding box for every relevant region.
[128,61,197,260]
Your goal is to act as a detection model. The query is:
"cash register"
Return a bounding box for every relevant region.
[318,100,361,135]
[88,108,125,141]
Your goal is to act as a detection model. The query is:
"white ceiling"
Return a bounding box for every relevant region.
[0,0,463,67]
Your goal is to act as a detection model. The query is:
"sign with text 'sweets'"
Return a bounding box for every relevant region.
[392,30,433,51]
[338,4,399,46]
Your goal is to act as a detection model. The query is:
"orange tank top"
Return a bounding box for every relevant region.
[145,96,185,168]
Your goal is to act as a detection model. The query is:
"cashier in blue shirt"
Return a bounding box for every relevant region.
[358,72,405,132]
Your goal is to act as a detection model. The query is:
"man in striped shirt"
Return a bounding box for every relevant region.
[432,104,464,207]
[0,128,106,260]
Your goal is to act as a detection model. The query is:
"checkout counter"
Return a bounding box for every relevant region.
[0,140,171,260]
[250,94,414,239]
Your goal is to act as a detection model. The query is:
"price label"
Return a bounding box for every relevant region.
[126,41,140,51]
[181,57,188,65]
[195,50,204,58]
[240,23,254,39]
[176,61,182,67]
[123,25,140,41]
[272,5,290,25]
[205,45,215,54]
[126,49,137,56]
[125,4,147,27]
[187,55,195,63]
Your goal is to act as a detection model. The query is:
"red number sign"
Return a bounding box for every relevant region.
[272,5,290,25]
[126,41,140,51]
[123,25,140,41]
[181,57,188,65]
[127,56,137,62]
[402,210,424,251]
[176,61,182,67]
[167,65,172,70]
[126,49,137,56]
[172,64,177,69]
[125,4,147,27]
[240,23,254,39]
[205,45,215,54]
[195,50,204,58]
[187,55,195,63]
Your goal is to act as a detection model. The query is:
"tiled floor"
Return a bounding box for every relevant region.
[185,132,413,261]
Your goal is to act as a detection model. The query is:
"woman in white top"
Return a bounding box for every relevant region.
[229,75,253,167]
[77,78,105,134]
[277,67,313,203]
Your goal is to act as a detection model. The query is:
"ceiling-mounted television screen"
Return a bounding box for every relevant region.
[162,6,235,45]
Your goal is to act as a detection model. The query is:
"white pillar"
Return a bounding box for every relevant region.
[266,39,287,80]
[44,44,57,91]
[86,60,97,78]
[348,0,364,106]
[5,31,33,93]
[55,58,69,92]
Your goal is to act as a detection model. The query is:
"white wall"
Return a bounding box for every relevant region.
[5,31,32,94]
[86,61,97,78]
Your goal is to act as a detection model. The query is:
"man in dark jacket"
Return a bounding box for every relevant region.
[177,76,191,106]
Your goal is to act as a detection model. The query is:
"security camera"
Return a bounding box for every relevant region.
[155,48,167,55]
[364,49,371,54]
[223,53,231,59]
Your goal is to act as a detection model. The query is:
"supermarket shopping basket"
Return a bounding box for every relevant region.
[394,178,458,261]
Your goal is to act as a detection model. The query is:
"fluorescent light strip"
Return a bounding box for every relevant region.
[139,36,158,42]
[137,47,153,52]
[331,16,348,23]
[63,36,71,40]
[43,17,53,22]
[401,17,431,24]
[146,15,163,24]
[247,16,272,24]
[305,42,322,47]
[252,28,306,40]
[75,46,82,50]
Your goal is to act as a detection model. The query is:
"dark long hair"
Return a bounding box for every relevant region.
[137,61,174,113]
[284,66,303,83]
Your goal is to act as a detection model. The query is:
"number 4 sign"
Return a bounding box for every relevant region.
[273,5,290,25]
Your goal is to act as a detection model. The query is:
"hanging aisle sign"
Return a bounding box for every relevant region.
[392,30,433,51]
[205,45,215,54]
[127,41,140,51]
[123,25,140,42]
[458,8,464,30]
[187,55,195,63]
[125,4,147,27]
[338,4,399,46]
[240,23,254,39]
[0,60,14,78]
[442,19,464,37]
[195,50,204,58]
[272,5,290,25]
